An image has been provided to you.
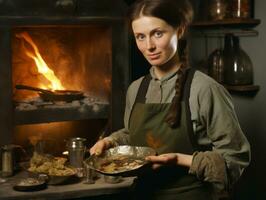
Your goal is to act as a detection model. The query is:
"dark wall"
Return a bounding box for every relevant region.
[130,36,150,80]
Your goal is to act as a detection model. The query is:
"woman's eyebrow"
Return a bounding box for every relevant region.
[133,27,163,35]
[150,28,164,34]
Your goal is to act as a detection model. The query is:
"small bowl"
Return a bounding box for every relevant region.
[13,178,47,191]
[104,175,122,184]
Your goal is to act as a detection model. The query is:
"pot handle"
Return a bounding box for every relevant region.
[15,85,53,94]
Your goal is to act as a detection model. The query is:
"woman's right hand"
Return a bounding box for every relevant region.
[89,137,115,156]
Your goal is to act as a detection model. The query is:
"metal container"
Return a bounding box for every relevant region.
[1,145,14,177]
[1,144,23,177]
[65,137,87,177]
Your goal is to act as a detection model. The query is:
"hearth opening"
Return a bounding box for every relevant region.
[13,25,111,103]
[11,25,112,156]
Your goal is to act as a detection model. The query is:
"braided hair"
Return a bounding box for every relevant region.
[128,0,194,127]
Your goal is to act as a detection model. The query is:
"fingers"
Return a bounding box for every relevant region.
[89,138,114,156]
[146,153,178,167]
[89,140,106,155]
[151,163,163,170]
[145,154,178,170]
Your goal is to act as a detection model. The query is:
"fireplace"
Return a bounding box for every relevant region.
[0,0,130,154]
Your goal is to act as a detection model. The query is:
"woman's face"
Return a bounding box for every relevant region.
[132,16,181,67]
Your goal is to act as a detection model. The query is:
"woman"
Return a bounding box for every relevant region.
[90,0,250,199]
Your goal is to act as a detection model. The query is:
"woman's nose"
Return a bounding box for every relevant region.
[146,38,155,51]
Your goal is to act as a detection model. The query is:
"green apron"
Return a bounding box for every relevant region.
[128,68,216,200]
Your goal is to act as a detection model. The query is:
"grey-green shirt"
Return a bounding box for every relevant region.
[108,67,250,191]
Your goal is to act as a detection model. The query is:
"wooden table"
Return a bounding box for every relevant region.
[0,172,135,200]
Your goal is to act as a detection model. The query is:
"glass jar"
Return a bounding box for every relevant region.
[230,0,251,18]
[208,48,225,83]
[223,34,253,85]
[208,0,228,21]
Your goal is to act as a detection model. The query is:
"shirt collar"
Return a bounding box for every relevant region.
[149,66,179,83]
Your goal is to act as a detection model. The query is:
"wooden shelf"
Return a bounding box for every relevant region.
[192,29,258,37]
[191,18,261,29]
[223,84,260,93]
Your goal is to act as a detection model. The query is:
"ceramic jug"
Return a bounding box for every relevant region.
[223,34,253,85]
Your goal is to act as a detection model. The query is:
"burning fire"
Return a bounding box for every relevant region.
[16,32,65,90]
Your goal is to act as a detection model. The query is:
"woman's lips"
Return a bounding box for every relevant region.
[148,53,160,60]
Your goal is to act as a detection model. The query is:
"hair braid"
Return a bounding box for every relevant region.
[164,39,189,128]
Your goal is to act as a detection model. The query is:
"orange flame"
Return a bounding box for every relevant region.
[16,32,65,90]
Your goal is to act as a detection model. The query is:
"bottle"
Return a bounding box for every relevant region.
[223,34,253,85]
[208,0,228,21]
[230,0,252,19]
[208,48,225,83]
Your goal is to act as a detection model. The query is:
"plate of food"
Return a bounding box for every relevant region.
[21,152,77,185]
[13,178,47,192]
[85,145,156,176]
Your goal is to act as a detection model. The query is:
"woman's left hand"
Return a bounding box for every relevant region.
[145,153,178,170]
[146,153,193,170]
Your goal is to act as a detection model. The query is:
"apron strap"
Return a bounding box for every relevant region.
[128,74,152,130]
[182,68,200,151]
[183,68,211,152]
[135,74,152,103]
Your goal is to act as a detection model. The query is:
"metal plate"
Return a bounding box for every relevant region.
[85,145,156,176]
[13,178,47,191]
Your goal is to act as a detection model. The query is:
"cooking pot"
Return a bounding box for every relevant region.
[15,84,84,102]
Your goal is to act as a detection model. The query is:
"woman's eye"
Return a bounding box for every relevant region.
[154,31,163,38]
[136,34,145,41]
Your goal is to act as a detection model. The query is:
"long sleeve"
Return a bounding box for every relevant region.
[188,72,251,191]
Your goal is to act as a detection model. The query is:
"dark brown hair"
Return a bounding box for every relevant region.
[128,0,194,127]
